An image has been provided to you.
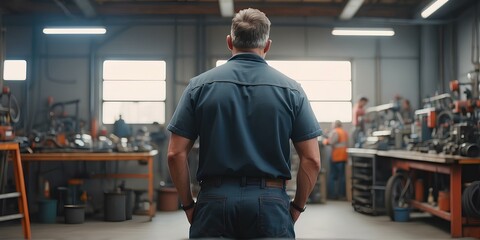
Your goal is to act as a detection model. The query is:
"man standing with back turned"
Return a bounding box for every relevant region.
[167,8,321,239]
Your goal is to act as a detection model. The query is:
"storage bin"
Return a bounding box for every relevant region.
[64,205,85,224]
[415,179,424,202]
[438,191,450,212]
[124,189,133,220]
[393,207,410,222]
[37,199,57,223]
[104,192,126,221]
[157,187,179,211]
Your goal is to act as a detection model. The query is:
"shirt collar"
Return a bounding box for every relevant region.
[228,53,267,64]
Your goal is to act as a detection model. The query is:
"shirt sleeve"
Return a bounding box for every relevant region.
[328,130,339,145]
[290,88,323,142]
[167,83,198,140]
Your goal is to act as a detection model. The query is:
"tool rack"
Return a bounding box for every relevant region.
[348,148,391,215]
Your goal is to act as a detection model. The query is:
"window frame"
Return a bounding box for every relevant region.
[101,59,167,125]
[3,60,27,81]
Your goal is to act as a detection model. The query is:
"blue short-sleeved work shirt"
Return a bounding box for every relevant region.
[168,53,322,180]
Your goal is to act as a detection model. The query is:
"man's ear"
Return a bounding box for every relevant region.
[263,39,272,54]
[226,35,233,50]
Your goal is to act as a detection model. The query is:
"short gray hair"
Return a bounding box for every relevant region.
[231,8,271,49]
[334,120,342,128]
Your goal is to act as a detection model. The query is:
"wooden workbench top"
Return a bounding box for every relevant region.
[20,150,158,161]
[347,148,480,164]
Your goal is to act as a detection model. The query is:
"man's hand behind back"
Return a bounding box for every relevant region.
[185,207,195,224]
[289,207,301,223]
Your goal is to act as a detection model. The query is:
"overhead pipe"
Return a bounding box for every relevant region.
[52,0,76,19]
[374,39,381,105]
[0,15,4,92]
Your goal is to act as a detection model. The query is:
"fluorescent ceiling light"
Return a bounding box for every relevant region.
[219,0,234,17]
[43,27,106,35]
[421,0,449,18]
[339,0,364,20]
[332,28,395,36]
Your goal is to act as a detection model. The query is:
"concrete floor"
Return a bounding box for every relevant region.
[0,201,476,240]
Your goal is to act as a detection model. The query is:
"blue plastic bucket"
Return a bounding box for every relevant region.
[38,199,57,223]
[394,207,410,222]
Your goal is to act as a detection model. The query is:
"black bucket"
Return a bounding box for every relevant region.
[56,187,69,216]
[64,205,85,224]
[104,192,126,222]
[124,189,133,220]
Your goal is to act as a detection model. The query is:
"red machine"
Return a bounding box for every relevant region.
[0,86,20,141]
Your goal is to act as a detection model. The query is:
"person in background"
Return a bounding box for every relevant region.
[323,120,349,200]
[167,8,321,239]
[400,98,414,125]
[352,97,369,147]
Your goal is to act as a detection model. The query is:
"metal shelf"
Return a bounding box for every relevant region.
[352,173,373,181]
[354,196,372,204]
[353,184,371,191]
[410,200,450,221]
[350,148,391,216]
[353,162,372,168]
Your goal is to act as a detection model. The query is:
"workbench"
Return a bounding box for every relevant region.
[20,150,158,220]
[348,148,480,238]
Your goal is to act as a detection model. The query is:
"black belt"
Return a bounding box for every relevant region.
[200,176,285,189]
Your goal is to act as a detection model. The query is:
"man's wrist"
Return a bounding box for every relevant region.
[290,201,306,213]
[181,201,196,211]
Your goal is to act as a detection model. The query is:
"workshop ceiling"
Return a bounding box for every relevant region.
[0,0,477,20]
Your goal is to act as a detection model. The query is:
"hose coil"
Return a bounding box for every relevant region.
[462,181,480,218]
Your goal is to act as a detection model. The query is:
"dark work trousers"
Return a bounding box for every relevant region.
[328,161,346,199]
[189,179,295,239]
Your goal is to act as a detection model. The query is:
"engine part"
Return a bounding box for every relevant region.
[459,143,480,157]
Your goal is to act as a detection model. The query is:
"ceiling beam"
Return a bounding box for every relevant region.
[356,3,416,18]
[96,2,344,17]
[237,3,343,17]
[97,3,220,15]
[0,0,426,20]
[339,0,364,20]
[72,0,97,18]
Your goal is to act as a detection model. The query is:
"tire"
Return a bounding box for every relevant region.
[385,172,412,221]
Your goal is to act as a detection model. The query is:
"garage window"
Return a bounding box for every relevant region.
[102,60,166,124]
[216,60,352,122]
[4,60,27,81]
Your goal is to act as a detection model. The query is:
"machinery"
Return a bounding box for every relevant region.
[361,101,411,150]
[0,86,20,141]
[0,26,20,141]
[408,12,480,157]
[29,98,94,152]
[409,76,480,157]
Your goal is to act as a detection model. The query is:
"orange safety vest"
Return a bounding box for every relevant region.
[325,127,348,162]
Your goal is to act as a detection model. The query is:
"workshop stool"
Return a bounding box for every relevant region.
[0,142,31,239]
